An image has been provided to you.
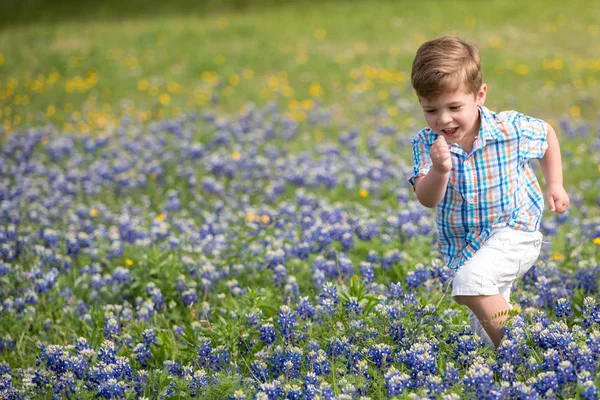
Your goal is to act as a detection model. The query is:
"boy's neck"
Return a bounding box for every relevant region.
[456,109,481,154]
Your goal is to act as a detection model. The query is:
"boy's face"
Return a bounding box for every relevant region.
[419,84,487,148]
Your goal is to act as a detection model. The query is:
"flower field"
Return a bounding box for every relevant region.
[1,0,600,399]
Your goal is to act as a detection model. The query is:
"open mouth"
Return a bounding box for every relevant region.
[442,127,459,137]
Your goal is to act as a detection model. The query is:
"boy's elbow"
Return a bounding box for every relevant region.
[415,189,439,208]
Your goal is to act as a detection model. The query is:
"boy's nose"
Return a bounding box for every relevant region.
[439,113,452,124]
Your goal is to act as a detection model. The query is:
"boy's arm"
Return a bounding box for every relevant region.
[414,169,450,208]
[539,123,569,214]
[414,136,452,208]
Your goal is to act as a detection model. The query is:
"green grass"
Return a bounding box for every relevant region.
[1,0,599,134]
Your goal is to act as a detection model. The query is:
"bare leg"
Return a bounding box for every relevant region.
[455,294,511,348]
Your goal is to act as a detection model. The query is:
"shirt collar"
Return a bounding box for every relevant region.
[478,106,499,141]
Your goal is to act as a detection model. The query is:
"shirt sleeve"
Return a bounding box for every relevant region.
[517,113,548,163]
[409,134,432,190]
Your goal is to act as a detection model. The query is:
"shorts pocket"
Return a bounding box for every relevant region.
[517,234,542,278]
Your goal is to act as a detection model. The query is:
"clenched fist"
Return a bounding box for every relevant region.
[431,136,452,173]
[546,183,569,214]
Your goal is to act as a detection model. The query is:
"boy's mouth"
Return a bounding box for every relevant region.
[442,127,459,137]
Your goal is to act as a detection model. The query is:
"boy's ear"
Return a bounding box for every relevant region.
[476,84,487,106]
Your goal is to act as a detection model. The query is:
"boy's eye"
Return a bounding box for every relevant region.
[450,106,461,110]
[425,110,436,114]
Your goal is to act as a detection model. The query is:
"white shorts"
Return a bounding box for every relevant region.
[451,227,543,303]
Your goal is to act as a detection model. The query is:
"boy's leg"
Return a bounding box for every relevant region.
[455,294,511,348]
[468,310,494,348]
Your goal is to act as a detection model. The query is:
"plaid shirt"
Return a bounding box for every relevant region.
[409,106,548,270]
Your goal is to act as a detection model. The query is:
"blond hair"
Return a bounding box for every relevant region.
[411,36,482,99]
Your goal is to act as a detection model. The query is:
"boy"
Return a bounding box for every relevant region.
[409,36,569,349]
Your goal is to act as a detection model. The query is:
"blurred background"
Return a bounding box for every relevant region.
[1,0,599,194]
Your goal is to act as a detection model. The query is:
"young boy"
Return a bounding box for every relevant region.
[409,36,570,349]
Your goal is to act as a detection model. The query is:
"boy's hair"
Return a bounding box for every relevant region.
[411,36,482,99]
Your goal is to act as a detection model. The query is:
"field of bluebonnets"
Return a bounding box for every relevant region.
[1,0,600,398]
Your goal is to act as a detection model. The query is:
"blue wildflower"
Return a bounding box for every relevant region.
[259,323,277,346]
[384,366,410,397]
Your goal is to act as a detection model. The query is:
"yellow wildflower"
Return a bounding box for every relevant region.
[90,208,99,217]
[159,93,171,106]
[314,28,326,40]
[125,258,134,266]
[138,80,149,91]
[359,188,369,198]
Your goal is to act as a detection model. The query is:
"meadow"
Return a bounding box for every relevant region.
[0,0,600,398]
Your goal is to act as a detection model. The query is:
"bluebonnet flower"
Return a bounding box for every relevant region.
[0,335,14,353]
[532,371,559,397]
[367,343,392,369]
[512,382,540,400]
[96,378,128,399]
[345,296,362,316]
[312,269,326,290]
[295,297,315,320]
[388,282,403,298]
[426,375,445,396]
[283,276,300,302]
[542,348,561,371]
[273,264,287,286]
[181,288,198,307]
[318,382,336,400]
[277,305,296,342]
[582,380,600,400]
[164,360,183,377]
[98,340,117,364]
[0,372,22,400]
[462,359,495,398]
[186,368,208,397]
[259,323,277,346]
[384,366,410,397]
[338,255,354,277]
[340,232,354,251]
[112,267,130,284]
[556,360,576,386]
[230,389,247,400]
[582,297,600,328]
[284,384,303,400]
[104,314,119,339]
[146,283,164,309]
[524,355,540,373]
[307,349,331,376]
[575,346,596,372]
[366,250,379,263]
[257,379,284,400]
[134,343,152,366]
[327,336,350,360]
[443,362,459,388]
[397,340,438,379]
[295,242,311,260]
[250,360,269,382]
[381,249,402,270]
[359,262,375,284]
[319,282,340,305]
[554,297,573,318]
[354,218,379,241]
[573,262,600,295]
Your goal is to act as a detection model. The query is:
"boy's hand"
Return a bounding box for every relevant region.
[430,136,452,173]
[546,184,569,214]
